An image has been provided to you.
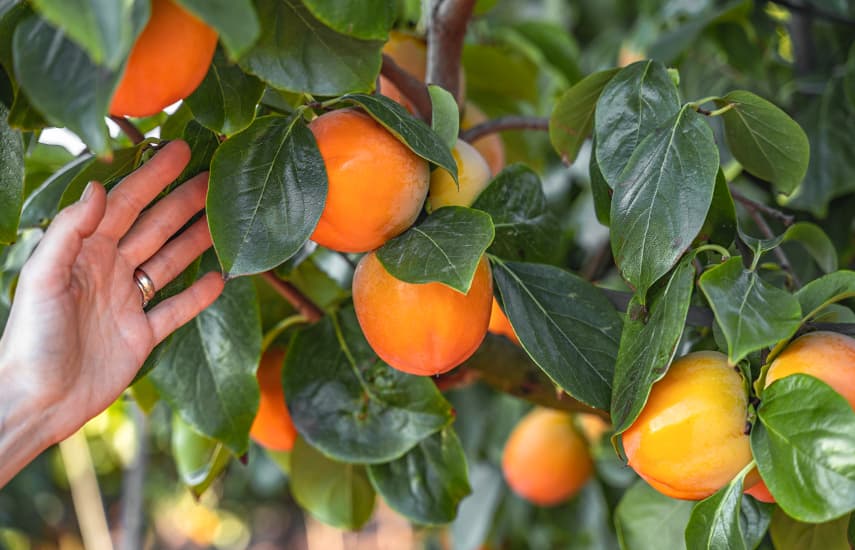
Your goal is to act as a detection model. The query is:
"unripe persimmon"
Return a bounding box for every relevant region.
[110,0,218,117]
[352,252,492,376]
[502,408,593,506]
[308,109,429,253]
[623,351,753,501]
[460,103,506,176]
[250,348,297,452]
[427,139,491,212]
[488,298,519,345]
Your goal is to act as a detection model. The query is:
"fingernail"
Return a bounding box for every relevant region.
[80,181,96,202]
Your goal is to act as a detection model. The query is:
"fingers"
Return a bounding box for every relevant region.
[99,140,191,240]
[147,271,225,345]
[136,216,213,290]
[118,172,209,266]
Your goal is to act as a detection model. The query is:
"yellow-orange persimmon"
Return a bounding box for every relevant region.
[623,351,753,500]
[488,298,519,345]
[461,103,506,176]
[502,408,593,506]
[308,109,429,253]
[110,0,218,117]
[352,252,492,376]
[250,348,297,452]
[427,139,491,212]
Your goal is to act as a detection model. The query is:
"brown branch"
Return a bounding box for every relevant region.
[380,54,432,122]
[261,271,324,323]
[109,115,145,145]
[426,0,476,106]
[459,116,550,143]
[729,187,795,226]
[746,208,802,288]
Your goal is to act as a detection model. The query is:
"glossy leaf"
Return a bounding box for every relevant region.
[174,0,260,60]
[616,481,694,550]
[492,260,622,410]
[176,120,219,184]
[698,169,737,246]
[57,144,147,210]
[282,307,453,464]
[589,136,612,226]
[301,0,393,40]
[740,497,775,550]
[752,375,855,523]
[290,437,376,530]
[716,90,809,195]
[684,467,751,550]
[0,101,23,243]
[471,164,559,263]
[549,68,619,164]
[451,463,504,550]
[797,270,855,321]
[208,115,326,277]
[611,106,719,299]
[769,508,850,550]
[699,257,801,364]
[239,0,382,96]
[428,84,459,150]
[376,206,494,293]
[782,223,838,273]
[20,154,92,228]
[171,414,231,497]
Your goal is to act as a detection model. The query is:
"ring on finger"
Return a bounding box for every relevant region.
[133,268,156,308]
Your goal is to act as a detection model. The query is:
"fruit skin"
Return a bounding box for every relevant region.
[427,139,491,212]
[502,408,593,506]
[250,348,297,452]
[488,298,519,345]
[352,252,492,376]
[308,109,429,253]
[110,0,218,117]
[623,351,753,501]
[461,103,506,176]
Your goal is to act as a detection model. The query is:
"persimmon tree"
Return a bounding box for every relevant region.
[3,0,855,548]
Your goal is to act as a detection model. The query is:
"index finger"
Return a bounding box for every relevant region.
[99,140,191,240]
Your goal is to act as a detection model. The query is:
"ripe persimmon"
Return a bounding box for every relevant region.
[308,109,429,253]
[502,408,593,506]
[352,252,492,376]
[250,347,297,452]
[427,139,491,213]
[622,351,753,500]
[461,103,506,176]
[110,0,218,117]
[488,298,519,345]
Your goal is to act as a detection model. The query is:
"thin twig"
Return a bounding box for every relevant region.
[109,116,145,145]
[261,271,324,323]
[380,54,432,122]
[769,0,855,27]
[426,0,476,106]
[579,240,613,282]
[459,115,550,143]
[729,187,795,226]
[747,208,803,288]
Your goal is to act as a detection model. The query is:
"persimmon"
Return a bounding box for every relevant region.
[250,348,297,452]
[352,252,492,376]
[110,0,218,117]
[488,298,519,345]
[502,408,593,506]
[308,109,429,253]
[578,413,611,445]
[427,139,491,212]
[461,103,506,176]
[622,351,753,501]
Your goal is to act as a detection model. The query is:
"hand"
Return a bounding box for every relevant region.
[0,140,223,450]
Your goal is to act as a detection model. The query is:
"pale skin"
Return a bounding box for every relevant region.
[0,140,224,488]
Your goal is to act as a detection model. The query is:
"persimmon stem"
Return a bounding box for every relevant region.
[459,116,550,143]
[379,54,433,122]
[109,116,145,145]
[260,271,324,323]
[426,0,476,106]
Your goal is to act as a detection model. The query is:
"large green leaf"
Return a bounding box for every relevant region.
[698,169,737,246]
[29,0,149,69]
[57,143,147,209]
[290,437,376,530]
[716,90,809,195]
[376,207,493,294]
[492,260,622,410]
[367,427,470,525]
[699,257,802,364]
[171,414,231,497]
[611,106,719,299]
[752,375,855,523]
[684,467,752,550]
[282,307,453,464]
[174,0,260,60]
[301,0,393,40]
[451,463,504,550]
[0,101,23,243]
[615,481,695,550]
[611,255,695,435]
[549,68,619,165]
[184,48,264,136]
[769,508,850,550]
[797,271,855,322]
[207,115,326,277]
[594,60,681,187]
[471,164,559,263]
[239,0,382,96]
[20,155,93,228]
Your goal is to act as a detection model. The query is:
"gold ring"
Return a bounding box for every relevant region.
[133,268,156,308]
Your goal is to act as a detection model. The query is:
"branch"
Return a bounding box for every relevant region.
[380,54,432,122]
[426,0,476,105]
[109,116,145,145]
[729,187,794,226]
[769,0,855,27]
[459,116,550,143]
[261,271,324,323]
[746,208,802,288]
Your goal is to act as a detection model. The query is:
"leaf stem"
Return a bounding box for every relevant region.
[110,116,145,145]
[694,244,731,261]
[706,104,735,117]
[261,314,309,352]
[260,271,324,323]
[459,116,550,143]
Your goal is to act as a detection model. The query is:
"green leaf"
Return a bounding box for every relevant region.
[797,271,855,322]
[492,260,622,410]
[462,43,538,104]
[337,93,457,181]
[716,90,809,195]
[611,255,695,435]
[301,0,392,40]
[184,48,264,136]
[740,496,775,550]
[176,120,219,184]
[29,0,149,69]
[512,21,581,83]
[367,427,470,525]
[208,115,326,277]
[752,374,855,523]
[375,206,493,294]
[471,164,559,263]
[781,222,838,274]
[20,154,92,228]
[150,257,261,456]
[549,68,619,165]
[171,414,231,497]
[0,101,23,243]
[699,257,802,364]
[684,467,751,550]
[13,15,120,157]
[589,136,612,226]
[698,169,737,246]
[173,0,260,60]
[282,307,453,464]
[57,143,147,210]
[616,481,695,550]
[611,106,719,299]
[239,0,382,96]
[769,508,850,550]
[23,142,76,197]
[289,437,376,530]
[594,60,681,187]
[451,463,504,550]
[428,85,459,150]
